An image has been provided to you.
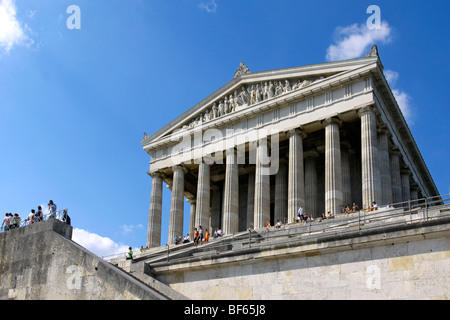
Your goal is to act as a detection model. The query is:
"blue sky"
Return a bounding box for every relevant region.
[1,0,449,257]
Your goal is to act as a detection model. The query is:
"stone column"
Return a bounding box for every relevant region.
[304,150,319,219]
[390,148,402,205]
[349,148,362,209]
[287,128,306,222]
[378,127,393,206]
[246,170,255,229]
[410,184,419,201]
[274,159,288,224]
[222,149,239,235]
[210,187,222,231]
[359,106,380,210]
[195,162,210,231]
[187,198,196,240]
[401,168,411,202]
[341,142,352,208]
[324,117,343,215]
[168,165,185,244]
[147,171,163,248]
[254,138,271,229]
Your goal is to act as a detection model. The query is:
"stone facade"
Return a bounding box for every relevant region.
[160,236,450,300]
[0,220,173,300]
[142,46,440,247]
[151,210,450,300]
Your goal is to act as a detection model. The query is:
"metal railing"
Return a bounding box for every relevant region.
[104,192,450,263]
[1,209,70,232]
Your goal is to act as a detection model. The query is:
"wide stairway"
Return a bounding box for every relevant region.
[108,201,450,299]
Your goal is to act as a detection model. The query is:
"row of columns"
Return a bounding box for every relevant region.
[147,105,420,247]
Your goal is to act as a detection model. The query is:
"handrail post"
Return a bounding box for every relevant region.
[358,210,361,230]
[408,199,412,223]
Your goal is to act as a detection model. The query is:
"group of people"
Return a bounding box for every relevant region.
[174,226,223,246]
[294,200,380,225]
[344,201,379,214]
[1,200,68,232]
[169,201,381,244]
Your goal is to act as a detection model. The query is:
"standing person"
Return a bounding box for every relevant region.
[194,228,199,245]
[126,247,133,260]
[36,206,44,222]
[12,214,21,229]
[48,200,57,219]
[298,206,305,223]
[198,226,204,245]
[204,229,210,243]
[27,210,36,224]
[2,213,11,231]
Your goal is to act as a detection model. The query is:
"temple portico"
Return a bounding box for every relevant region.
[142,46,439,247]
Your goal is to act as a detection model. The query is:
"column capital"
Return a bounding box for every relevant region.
[340,139,352,150]
[357,105,378,118]
[390,146,401,156]
[400,166,411,175]
[148,170,165,179]
[285,127,307,139]
[410,182,419,191]
[377,124,391,136]
[186,198,196,205]
[172,164,188,174]
[303,149,320,159]
[321,116,342,128]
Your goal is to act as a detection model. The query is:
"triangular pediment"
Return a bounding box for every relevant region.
[142,55,380,147]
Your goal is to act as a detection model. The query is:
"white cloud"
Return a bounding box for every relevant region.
[121,223,144,235]
[326,21,392,61]
[392,89,412,123]
[199,0,217,13]
[72,228,130,259]
[384,69,399,85]
[384,69,413,123]
[0,0,32,53]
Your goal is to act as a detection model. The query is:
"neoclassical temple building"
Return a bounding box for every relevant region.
[141,46,439,247]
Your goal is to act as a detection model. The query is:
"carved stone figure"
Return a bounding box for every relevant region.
[255,84,262,103]
[224,97,229,114]
[238,86,249,106]
[268,81,275,98]
[233,91,239,111]
[212,103,218,119]
[234,62,251,78]
[292,80,301,90]
[229,94,235,112]
[218,100,224,117]
[204,109,211,121]
[284,80,291,93]
[249,85,256,105]
[365,44,378,57]
[263,82,269,100]
[275,81,284,96]
[300,80,312,88]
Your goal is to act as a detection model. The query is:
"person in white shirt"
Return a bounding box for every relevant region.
[48,200,57,218]
[27,210,36,224]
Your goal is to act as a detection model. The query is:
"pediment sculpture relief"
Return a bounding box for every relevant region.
[181,77,322,130]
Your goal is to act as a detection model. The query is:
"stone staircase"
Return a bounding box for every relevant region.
[110,203,450,300]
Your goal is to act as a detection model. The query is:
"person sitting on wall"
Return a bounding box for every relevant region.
[372,202,378,210]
